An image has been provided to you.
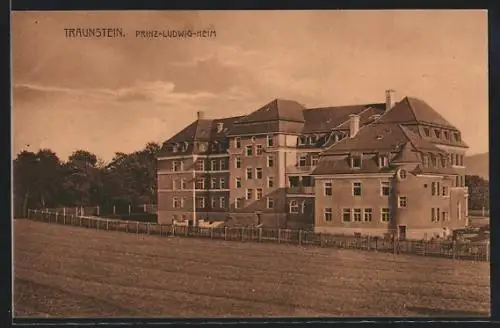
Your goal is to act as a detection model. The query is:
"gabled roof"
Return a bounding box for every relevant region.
[378,97,456,128]
[391,142,421,164]
[166,115,243,144]
[234,99,306,124]
[302,103,385,133]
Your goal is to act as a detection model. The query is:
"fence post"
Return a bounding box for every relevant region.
[55,212,58,224]
[147,222,150,235]
[63,212,66,225]
[278,228,281,243]
[367,235,371,251]
[298,230,302,246]
[224,227,228,241]
[106,219,109,231]
[258,228,262,242]
[136,221,139,234]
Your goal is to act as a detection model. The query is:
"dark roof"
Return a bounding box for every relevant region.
[165,115,243,144]
[234,99,306,124]
[411,164,459,176]
[391,142,421,164]
[378,97,456,128]
[312,157,396,175]
[302,103,384,133]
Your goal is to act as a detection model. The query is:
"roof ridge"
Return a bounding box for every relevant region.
[405,97,421,122]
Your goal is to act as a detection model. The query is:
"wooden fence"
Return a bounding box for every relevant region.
[24,209,490,262]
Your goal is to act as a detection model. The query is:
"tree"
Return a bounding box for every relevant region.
[465,175,489,211]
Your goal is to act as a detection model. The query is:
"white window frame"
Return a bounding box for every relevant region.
[324,182,332,196]
[256,168,263,179]
[267,155,274,168]
[246,188,253,200]
[298,154,307,167]
[195,160,204,171]
[235,177,242,188]
[220,177,226,189]
[219,196,226,208]
[211,160,217,171]
[220,159,226,170]
[353,208,362,222]
[235,137,241,149]
[398,196,408,208]
[211,197,217,209]
[312,155,319,166]
[342,208,351,222]
[381,181,390,196]
[172,161,179,172]
[324,208,333,222]
[245,145,253,157]
[267,198,274,209]
[210,178,217,189]
[351,156,362,169]
[181,179,187,190]
[172,179,178,190]
[289,200,300,214]
[363,208,372,222]
[256,144,263,155]
[256,188,263,200]
[381,208,391,222]
[235,197,242,209]
[267,176,274,188]
[246,167,253,179]
[352,182,362,196]
[173,197,180,208]
[196,178,205,190]
[267,135,274,147]
[235,156,241,169]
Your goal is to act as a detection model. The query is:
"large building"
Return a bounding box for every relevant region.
[157,90,469,239]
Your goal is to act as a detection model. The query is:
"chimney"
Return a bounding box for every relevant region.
[385,89,396,111]
[348,114,360,138]
[197,111,205,120]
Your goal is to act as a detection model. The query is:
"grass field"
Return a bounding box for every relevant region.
[14,219,490,318]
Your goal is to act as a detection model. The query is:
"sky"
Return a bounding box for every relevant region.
[12,10,488,162]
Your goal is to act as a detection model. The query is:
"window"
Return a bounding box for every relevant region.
[196,178,205,190]
[343,209,351,222]
[173,197,180,208]
[219,196,226,208]
[398,169,407,180]
[454,132,461,142]
[267,176,274,188]
[235,156,241,169]
[289,200,299,214]
[312,155,319,166]
[180,161,184,171]
[381,208,391,222]
[235,197,243,209]
[351,156,362,169]
[298,155,307,167]
[267,135,274,147]
[246,189,253,200]
[172,179,178,190]
[235,177,242,188]
[298,137,305,146]
[431,155,437,167]
[398,196,408,208]
[353,208,362,222]
[195,160,205,171]
[172,161,179,172]
[423,127,430,137]
[256,168,263,179]
[235,137,241,149]
[245,145,253,157]
[378,155,389,167]
[363,208,373,222]
[324,208,333,222]
[220,178,226,189]
[181,179,187,190]
[246,167,253,179]
[211,197,217,209]
[423,154,429,167]
[267,156,274,167]
[441,156,447,168]
[352,182,362,196]
[196,197,206,208]
[431,208,441,222]
[256,188,263,200]
[210,178,217,189]
[435,129,441,138]
[381,181,391,196]
[324,182,332,196]
[220,159,226,170]
[211,160,217,171]
[442,211,448,222]
[442,186,448,197]
[256,145,263,155]
[267,198,274,209]
[444,131,449,140]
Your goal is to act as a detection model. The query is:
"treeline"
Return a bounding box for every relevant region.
[13,142,161,218]
[465,175,490,211]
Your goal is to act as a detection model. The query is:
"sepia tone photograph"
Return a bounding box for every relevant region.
[12,10,490,319]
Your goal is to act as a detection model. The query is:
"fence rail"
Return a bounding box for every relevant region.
[24,209,490,262]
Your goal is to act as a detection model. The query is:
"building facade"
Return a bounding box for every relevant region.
[157,90,469,239]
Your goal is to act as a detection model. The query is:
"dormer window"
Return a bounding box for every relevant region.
[309,136,317,145]
[434,129,441,139]
[216,123,224,133]
[351,155,362,169]
[267,135,274,147]
[298,136,305,146]
[172,144,178,153]
[431,155,437,167]
[198,142,207,152]
[443,131,450,140]
[378,155,389,168]
[423,127,430,137]
[183,142,189,151]
[423,154,429,167]
[441,156,447,168]
[454,132,461,142]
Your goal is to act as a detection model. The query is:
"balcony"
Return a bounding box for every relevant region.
[286,186,315,195]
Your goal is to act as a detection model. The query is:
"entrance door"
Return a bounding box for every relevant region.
[398,225,407,240]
